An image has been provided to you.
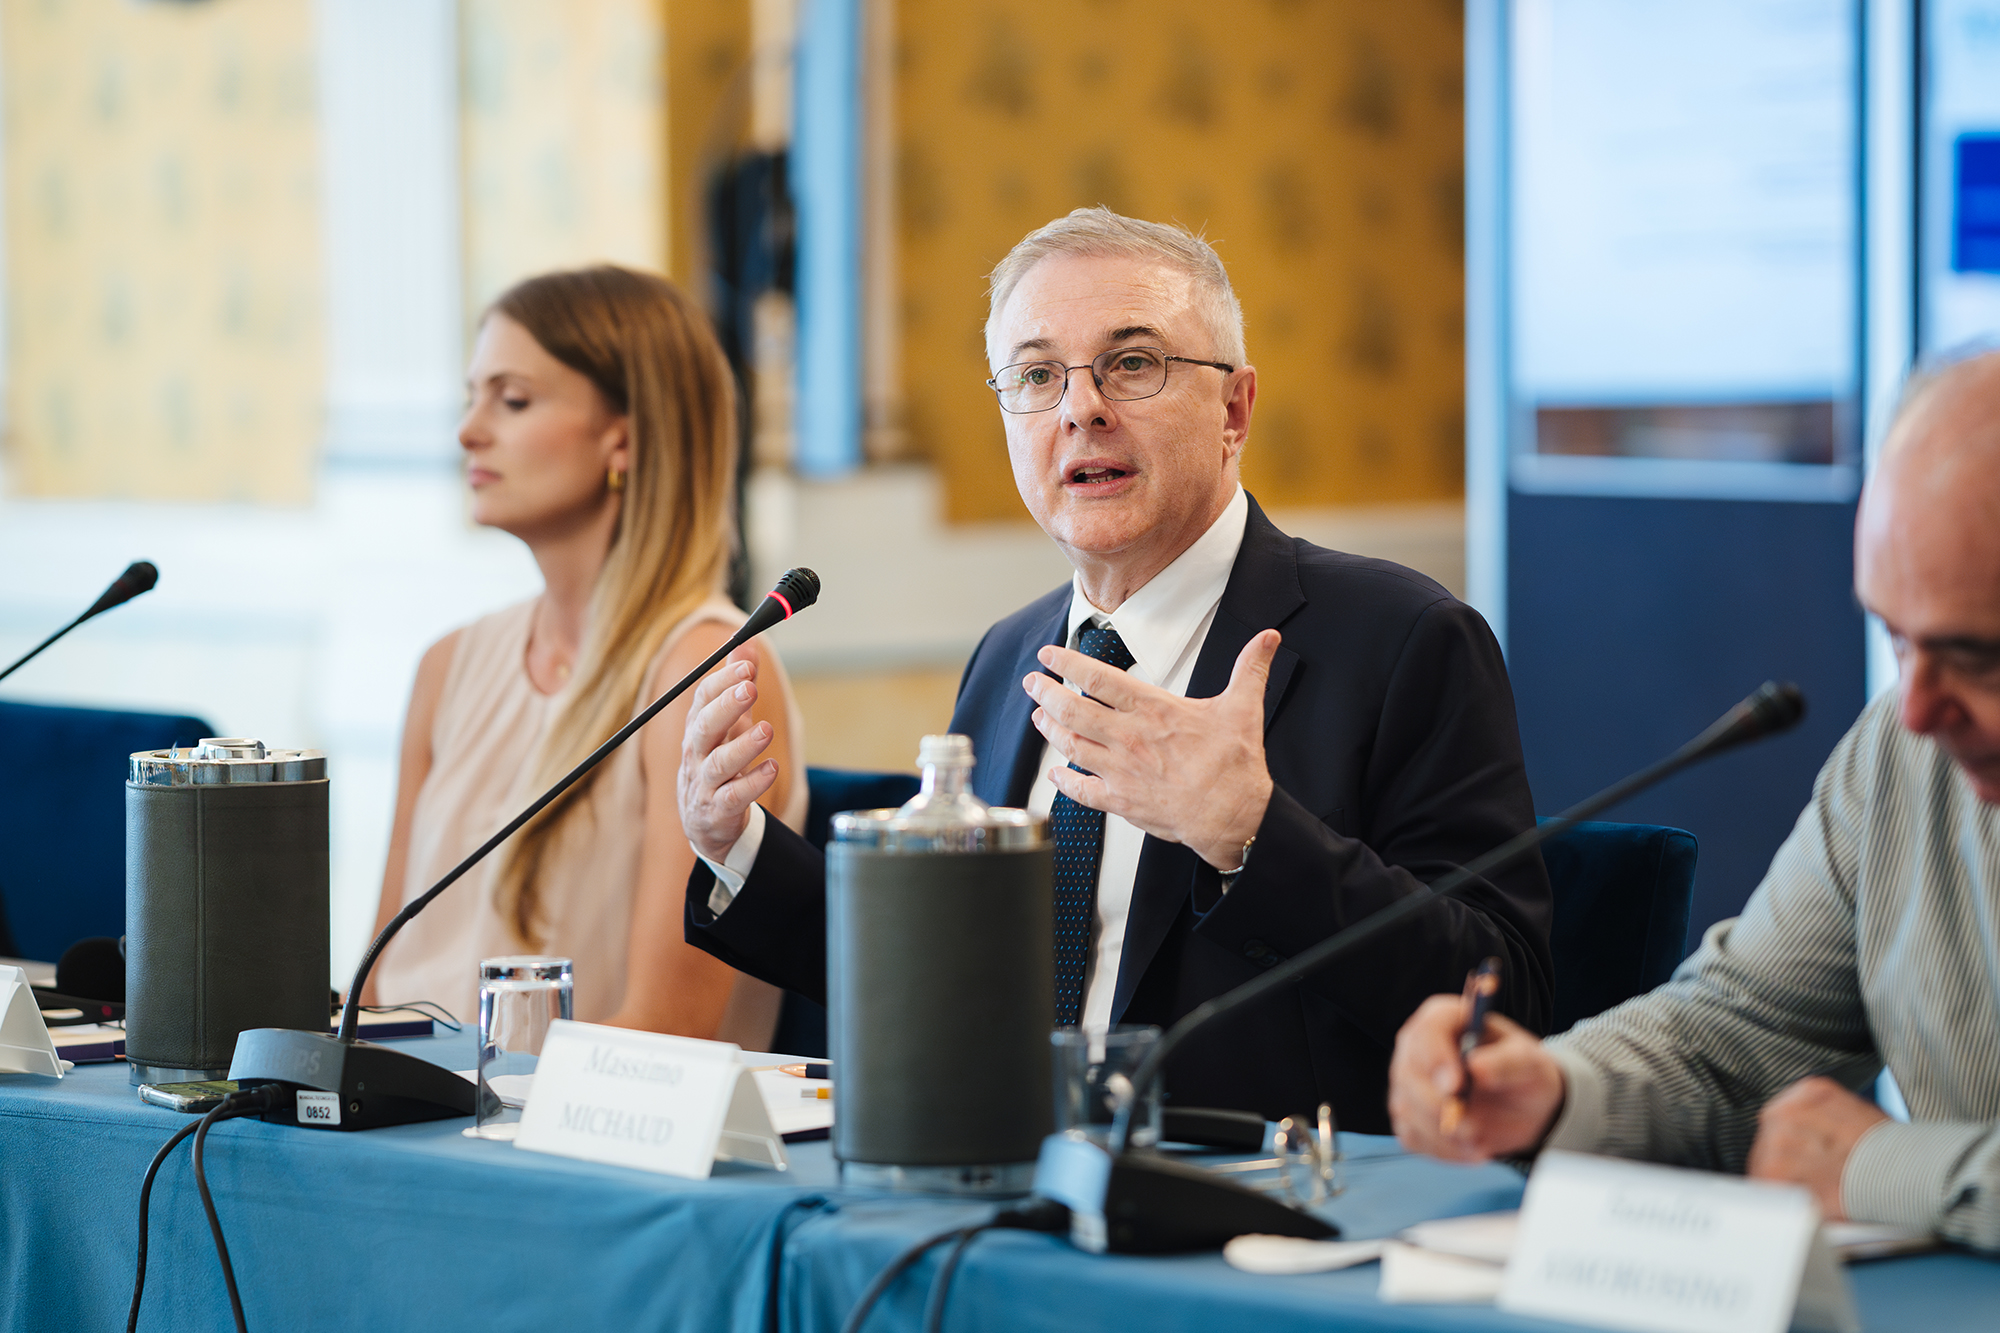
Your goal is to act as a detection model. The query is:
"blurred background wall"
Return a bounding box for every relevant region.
[0,0,1466,977]
[895,0,1467,518]
[3,0,322,502]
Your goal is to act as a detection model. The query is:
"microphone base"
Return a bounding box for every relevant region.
[228,1029,475,1131]
[1031,1133,1338,1254]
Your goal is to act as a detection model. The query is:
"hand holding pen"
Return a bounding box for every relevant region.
[1438,957,1502,1136]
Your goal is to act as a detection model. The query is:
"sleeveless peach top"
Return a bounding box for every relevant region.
[371,595,806,1034]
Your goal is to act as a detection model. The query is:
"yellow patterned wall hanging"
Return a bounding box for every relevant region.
[3,0,322,504]
[895,0,1465,521]
[461,0,667,319]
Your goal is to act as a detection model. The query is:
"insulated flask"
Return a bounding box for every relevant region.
[827,734,1054,1193]
[125,739,329,1084]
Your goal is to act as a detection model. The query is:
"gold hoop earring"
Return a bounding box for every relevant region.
[608,466,626,493]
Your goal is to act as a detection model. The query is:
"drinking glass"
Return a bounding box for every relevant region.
[469,955,572,1141]
[1051,1025,1162,1148]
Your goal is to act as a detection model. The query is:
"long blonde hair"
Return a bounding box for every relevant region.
[488,266,738,945]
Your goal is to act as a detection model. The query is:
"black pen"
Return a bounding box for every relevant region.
[1439,956,1502,1135]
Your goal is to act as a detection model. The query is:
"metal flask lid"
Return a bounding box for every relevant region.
[129,737,326,785]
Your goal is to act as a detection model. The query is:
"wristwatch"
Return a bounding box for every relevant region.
[1219,835,1256,890]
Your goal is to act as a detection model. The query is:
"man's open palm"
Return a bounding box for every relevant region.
[1024,629,1280,870]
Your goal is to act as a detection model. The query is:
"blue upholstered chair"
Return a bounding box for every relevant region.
[0,700,216,961]
[763,778,1696,1048]
[767,767,922,1058]
[1539,819,1699,1033]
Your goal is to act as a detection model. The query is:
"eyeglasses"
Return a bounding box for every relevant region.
[986,345,1235,414]
[1273,1103,1343,1205]
[1206,1101,1344,1207]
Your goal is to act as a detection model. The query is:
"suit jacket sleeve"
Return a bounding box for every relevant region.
[1191,597,1556,1043]
[684,816,831,1003]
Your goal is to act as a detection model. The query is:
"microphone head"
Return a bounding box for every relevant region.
[735,568,822,639]
[80,560,159,621]
[1743,680,1806,739]
[770,567,821,617]
[123,560,160,596]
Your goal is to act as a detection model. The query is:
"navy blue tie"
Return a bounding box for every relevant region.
[1049,622,1136,1027]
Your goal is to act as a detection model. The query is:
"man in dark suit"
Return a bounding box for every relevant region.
[677,207,1551,1131]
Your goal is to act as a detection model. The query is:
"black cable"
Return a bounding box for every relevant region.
[126,1120,203,1332]
[193,1100,252,1333]
[357,1000,462,1031]
[838,1224,977,1333]
[128,1088,277,1333]
[919,1199,1068,1333]
[920,1228,981,1333]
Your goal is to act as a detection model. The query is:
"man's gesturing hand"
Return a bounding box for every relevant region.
[1746,1076,1889,1221]
[1389,994,1566,1162]
[1024,630,1279,871]
[677,649,778,862]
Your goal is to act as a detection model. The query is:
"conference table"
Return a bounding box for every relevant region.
[3,1029,1994,1333]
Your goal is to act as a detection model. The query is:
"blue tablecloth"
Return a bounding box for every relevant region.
[3,1032,1994,1332]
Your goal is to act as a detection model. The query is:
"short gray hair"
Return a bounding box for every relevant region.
[984,207,1247,368]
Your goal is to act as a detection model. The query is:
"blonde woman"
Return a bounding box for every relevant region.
[364,266,803,1044]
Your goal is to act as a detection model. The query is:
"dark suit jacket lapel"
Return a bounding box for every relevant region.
[1111,496,1305,1021]
[981,598,1072,808]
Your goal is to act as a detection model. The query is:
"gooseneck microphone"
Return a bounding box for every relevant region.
[0,560,159,684]
[1108,679,1805,1155]
[1033,681,1806,1252]
[228,568,821,1128]
[334,565,821,1043]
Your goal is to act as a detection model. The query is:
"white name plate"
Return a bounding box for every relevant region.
[513,1020,789,1179]
[1499,1151,1858,1333]
[0,966,68,1078]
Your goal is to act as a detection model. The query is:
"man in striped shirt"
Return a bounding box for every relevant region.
[1388,348,2000,1253]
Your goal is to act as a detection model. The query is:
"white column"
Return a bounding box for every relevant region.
[1463,0,1509,646]
[316,0,463,466]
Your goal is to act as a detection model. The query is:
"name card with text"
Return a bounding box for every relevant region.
[1499,1151,1858,1333]
[513,1021,789,1178]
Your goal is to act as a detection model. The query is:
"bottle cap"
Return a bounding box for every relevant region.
[915,734,976,769]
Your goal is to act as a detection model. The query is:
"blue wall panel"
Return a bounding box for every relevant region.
[791,0,862,477]
[1507,493,1867,942]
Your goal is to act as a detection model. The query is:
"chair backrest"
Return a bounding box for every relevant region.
[802,767,922,851]
[770,767,924,1059]
[0,700,216,962]
[1541,819,1699,1033]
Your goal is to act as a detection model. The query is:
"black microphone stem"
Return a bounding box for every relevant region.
[1106,680,1805,1154]
[0,621,81,686]
[0,561,160,684]
[337,574,817,1042]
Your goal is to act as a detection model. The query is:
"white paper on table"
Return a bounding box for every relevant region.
[1223,1235,1387,1274]
[1388,1205,1931,1271]
[1380,1242,1507,1303]
[753,1069,832,1137]
[1822,1220,1936,1261]
[453,1069,536,1108]
[49,1023,124,1064]
[1399,1210,1520,1265]
[0,966,70,1077]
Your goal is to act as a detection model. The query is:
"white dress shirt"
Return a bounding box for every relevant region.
[703,486,1251,1035]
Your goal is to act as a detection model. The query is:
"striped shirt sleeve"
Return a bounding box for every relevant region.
[1542,698,2000,1252]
